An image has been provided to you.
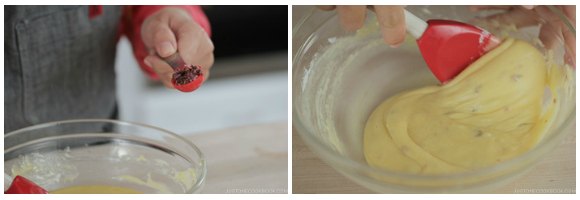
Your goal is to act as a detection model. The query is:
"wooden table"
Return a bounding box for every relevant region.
[293,127,576,194]
[186,122,288,194]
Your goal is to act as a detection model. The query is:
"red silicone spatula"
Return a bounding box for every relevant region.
[404,9,501,83]
[4,174,48,194]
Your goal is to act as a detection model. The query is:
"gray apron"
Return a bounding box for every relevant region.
[4,6,123,133]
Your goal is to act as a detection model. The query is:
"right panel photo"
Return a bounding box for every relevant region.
[292,5,575,194]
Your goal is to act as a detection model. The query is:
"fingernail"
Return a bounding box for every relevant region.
[522,5,534,10]
[158,42,175,57]
[389,42,402,48]
[381,26,405,48]
[384,34,403,48]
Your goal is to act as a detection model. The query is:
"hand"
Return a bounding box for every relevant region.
[471,5,575,66]
[141,7,214,88]
[318,5,406,47]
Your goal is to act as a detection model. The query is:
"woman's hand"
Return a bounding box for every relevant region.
[471,5,575,66]
[318,5,407,47]
[141,7,214,88]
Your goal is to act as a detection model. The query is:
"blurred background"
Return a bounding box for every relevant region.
[115,5,288,135]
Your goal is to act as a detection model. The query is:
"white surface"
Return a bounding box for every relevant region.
[114,38,287,135]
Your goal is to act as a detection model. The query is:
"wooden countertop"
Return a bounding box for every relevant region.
[292,127,576,194]
[185,122,288,194]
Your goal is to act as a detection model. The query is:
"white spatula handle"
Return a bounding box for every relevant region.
[404,9,428,39]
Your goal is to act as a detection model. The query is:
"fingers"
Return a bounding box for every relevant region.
[154,26,178,57]
[561,6,576,66]
[470,6,539,29]
[374,5,405,47]
[562,27,575,67]
[142,7,215,87]
[562,5,575,24]
[336,6,367,31]
[469,5,513,12]
[317,5,336,11]
[535,6,566,50]
[521,5,536,10]
[538,23,560,49]
[318,5,406,47]
[142,18,178,58]
[172,17,215,82]
[144,55,175,88]
[483,7,540,28]
[473,5,575,67]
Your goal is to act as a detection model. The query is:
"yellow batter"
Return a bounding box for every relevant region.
[51,185,142,194]
[364,39,556,174]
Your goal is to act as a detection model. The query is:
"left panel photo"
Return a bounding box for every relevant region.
[4,5,288,194]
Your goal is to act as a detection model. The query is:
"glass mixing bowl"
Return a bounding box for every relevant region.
[4,119,206,194]
[293,5,575,193]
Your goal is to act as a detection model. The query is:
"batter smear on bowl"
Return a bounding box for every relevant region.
[363,39,559,174]
[51,185,142,194]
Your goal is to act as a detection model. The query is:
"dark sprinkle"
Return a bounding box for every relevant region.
[173,65,202,85]
[475,130,483,137]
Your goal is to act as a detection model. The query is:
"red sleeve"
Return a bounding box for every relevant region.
[121,5,211,80]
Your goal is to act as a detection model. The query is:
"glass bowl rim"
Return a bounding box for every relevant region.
[4,118,207,194]
[292,6,576,183]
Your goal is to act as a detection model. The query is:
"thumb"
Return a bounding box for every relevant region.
[146,22,178,58]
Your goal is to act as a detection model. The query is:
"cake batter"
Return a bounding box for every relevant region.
[51,185,142,194]
[9,151,197,194]
[364,39,556,174]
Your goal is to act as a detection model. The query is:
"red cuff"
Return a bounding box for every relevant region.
[122,5,211,80]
